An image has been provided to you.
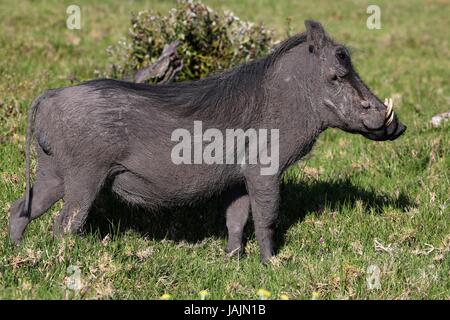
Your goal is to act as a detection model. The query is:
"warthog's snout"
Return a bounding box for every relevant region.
[363,115,407,141]
[387,119,407,140]
[362,98,407,141]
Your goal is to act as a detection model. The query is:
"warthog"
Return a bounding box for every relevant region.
[10,20,406,263]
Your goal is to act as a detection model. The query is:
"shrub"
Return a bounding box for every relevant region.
[105,0,274,83]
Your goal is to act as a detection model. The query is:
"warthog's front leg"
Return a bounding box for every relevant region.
[245,174,280,263]
[224,185,250,256]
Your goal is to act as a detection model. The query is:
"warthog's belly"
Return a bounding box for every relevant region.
[110,169,238,211]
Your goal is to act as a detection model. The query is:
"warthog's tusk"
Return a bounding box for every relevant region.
[384,98,394,126]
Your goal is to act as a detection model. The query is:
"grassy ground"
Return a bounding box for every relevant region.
[0,0,449,299]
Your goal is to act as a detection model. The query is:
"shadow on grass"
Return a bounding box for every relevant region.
[86,178,412,251]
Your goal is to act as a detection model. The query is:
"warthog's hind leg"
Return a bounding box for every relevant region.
[224,185,250,256]
[53,168,108,236]
[9,150,64,244]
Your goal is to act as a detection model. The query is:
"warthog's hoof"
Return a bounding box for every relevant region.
[9,216,29,245]
[9,199,30,245]
[225,243,245,257]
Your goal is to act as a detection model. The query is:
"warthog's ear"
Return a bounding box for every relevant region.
[304,20,326,52]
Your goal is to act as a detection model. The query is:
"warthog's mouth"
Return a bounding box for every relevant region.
[363,118,407,141]
[362,97,406,141]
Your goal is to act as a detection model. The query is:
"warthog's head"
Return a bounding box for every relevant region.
[299,20,406,141]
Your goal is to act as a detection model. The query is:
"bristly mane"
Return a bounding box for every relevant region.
[264,32,307,68]
[85,32,308,126]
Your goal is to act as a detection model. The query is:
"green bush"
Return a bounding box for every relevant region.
[106,0,274,82]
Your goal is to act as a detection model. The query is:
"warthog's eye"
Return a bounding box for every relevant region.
[336,48,347,61]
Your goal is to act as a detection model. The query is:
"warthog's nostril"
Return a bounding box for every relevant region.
[361,100,370,109]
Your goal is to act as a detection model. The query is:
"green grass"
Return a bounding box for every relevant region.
[0,0,449,299]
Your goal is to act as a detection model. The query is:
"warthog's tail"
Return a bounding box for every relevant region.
[22,93,47,218]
